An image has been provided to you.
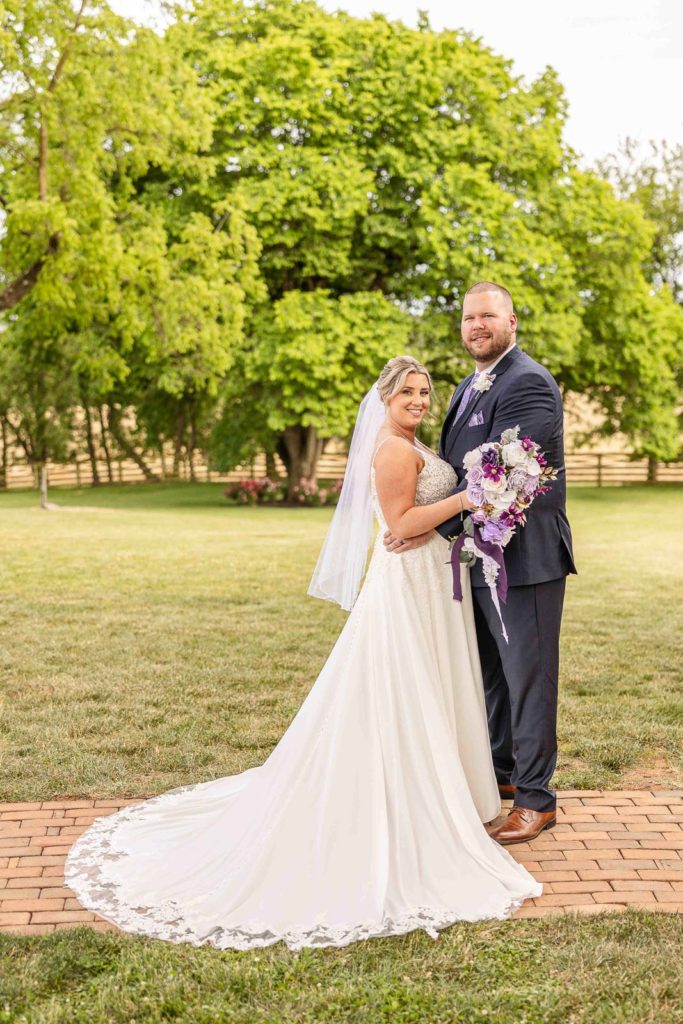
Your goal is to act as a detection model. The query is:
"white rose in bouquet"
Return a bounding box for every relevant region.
[482,476,509,494]
[501,443,528,467]
[463,448,481,471]
[508,466,528,490]
[487,489,518,511]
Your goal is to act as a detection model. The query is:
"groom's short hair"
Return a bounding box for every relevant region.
[465,281,514,310]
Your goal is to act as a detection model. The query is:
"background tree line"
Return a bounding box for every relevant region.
[1,0,681,495]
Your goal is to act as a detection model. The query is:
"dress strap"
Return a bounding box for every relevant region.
[413,437,435,457]
[371,435,424,469]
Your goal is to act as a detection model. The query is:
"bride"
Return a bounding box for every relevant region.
[66,355,541,950]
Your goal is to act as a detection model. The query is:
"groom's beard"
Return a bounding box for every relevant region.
[462,325,513,364]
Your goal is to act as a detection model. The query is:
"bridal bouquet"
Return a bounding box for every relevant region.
[450,426,557,642]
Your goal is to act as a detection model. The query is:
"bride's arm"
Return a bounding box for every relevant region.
[374,441,472,539]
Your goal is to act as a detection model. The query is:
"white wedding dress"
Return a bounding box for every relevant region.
[66,446,541,950]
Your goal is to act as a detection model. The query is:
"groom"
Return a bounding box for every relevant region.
[386,281,576,844]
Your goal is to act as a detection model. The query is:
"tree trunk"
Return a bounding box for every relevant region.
[108,405,160,482]
[281,425,324,498]
[188,408,197,482]
[39,464,49,508]
[8,413,42,486]
[172,408,185,479]
[265,450,277,479]
[0,417,7,489]
[98,406,114,484]
[83,403,100,486]
[647,456,658,484]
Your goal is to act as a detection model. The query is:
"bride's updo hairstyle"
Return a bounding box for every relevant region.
[377,355,432,405]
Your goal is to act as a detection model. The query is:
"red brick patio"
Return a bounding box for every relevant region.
[1,790,681,935]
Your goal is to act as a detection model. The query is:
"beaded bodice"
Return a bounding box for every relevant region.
[371,443,458,530]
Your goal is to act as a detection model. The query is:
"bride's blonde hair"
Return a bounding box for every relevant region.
[377,355,432,404]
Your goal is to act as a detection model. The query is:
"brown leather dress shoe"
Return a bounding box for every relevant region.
[489,805,556,845]
[498,784,516,800]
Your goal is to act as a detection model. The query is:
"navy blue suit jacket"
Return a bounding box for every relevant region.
[437,346,576,588]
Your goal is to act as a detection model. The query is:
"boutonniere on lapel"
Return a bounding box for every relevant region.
[472,371,496,394]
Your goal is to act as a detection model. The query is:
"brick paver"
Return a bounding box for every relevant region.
[0,791,681,934]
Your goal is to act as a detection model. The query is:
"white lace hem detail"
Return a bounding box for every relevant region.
[65,792,536,952]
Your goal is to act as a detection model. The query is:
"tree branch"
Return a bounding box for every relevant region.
[0,235,60,311]
[48,0,88,95]
[39,115,48,200]
[38,0,88,201]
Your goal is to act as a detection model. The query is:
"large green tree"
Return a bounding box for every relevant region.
[0,0,261,481]
[170,0,575,482]
[0,0,209,309]
[3,0,680,488]
[211,289,412,487]
[598,140,683,304]
[176,0,681,479]
[594,142,683,467]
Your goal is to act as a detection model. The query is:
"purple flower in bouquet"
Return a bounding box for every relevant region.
[480,518,512,545]
[481,448,499,468]
[466,465,486,506]
[482,461,506,483]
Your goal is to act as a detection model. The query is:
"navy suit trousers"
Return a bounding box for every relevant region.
[472,577,566,812]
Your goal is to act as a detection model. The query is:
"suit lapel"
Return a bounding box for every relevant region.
[443,346,524,457]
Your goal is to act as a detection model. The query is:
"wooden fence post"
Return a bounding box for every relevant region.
[597,453,603,487]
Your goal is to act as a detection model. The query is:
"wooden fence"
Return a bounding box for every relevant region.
[564,452,683,485]
[2,450,683,491]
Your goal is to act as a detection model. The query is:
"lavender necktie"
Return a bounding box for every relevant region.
[453,372,479,425]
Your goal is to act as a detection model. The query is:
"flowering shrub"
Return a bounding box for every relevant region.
[223,478,287,505]
[290,478,343,507]
[224,478,343,507]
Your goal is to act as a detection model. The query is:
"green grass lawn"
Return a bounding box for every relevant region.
[0,482,682,1024]
[1,482,681,800]
[1,912,681,1024]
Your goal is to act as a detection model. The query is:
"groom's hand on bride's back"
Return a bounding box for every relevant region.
[383,529,435,553]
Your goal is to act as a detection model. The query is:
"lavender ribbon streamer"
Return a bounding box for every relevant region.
[449,533,469,602]
[473,531,509,605]
[449,527,508,604]
[449,525,510,643]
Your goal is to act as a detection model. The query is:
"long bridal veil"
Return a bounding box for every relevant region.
[307,384,385,611]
